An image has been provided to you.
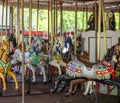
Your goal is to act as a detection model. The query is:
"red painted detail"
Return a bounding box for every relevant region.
[87,77,91,81]
[102,59,112,67]
[50,65,56,72]
[24,31,44,35]
[75,69,81,73]
[107,85,110,95]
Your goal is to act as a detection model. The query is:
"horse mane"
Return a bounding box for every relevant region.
[104,45,115,62]
[9,34,17,47]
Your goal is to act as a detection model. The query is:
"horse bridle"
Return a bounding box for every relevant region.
[0,48,5,60]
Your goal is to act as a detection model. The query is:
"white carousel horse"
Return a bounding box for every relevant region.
[65,51,95,97]
[49,36,66,75]
[50,44,120,94]
[10,37,47,83]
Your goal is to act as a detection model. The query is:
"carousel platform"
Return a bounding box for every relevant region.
[0,70,119,103]
[0,82,119,103]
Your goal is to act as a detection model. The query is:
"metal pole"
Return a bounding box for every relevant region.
[82,6,84,30]
[21,0,25,103]
[1,0,4,38]
[95,0,98,62]
[74,0,77,55]
[86,5,88,29]
[17,0,20,44]
[48,0,50,42]
[53,0,55,38]
[118,6,120,30]
[9,6,13,34]
[50,0,53,46]
[60,1,63,36]
[36,0,39,37]
[5,0,8,35]
[29,0,32,47]
[101,0,107,54]
[55,0,58,36]
[97,0,102,61]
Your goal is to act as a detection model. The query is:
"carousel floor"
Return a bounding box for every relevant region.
[0,82,120,103]
[0,71,120,103]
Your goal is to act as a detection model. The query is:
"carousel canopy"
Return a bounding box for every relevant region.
[0,0,120,12]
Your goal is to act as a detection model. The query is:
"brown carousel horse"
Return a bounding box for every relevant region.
[0,40,19,91]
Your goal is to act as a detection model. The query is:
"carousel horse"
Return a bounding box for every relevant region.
[49,36,66,75]
[62,36,74,63]
[0,40,19,91]
[50,44,120,93]
[11,36,47,83]
[65,51,95,97]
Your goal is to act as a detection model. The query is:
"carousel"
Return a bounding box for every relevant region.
[0,0,120,103]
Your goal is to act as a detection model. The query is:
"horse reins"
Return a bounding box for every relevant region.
[0,48,5,59]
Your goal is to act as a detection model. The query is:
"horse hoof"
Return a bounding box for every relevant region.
[82,94,86,97]
[50,89,55,94]
[32,82,36,85]
[71,92,75,95]
[3,89,7,93]
[43,82,47,85]
[15,88,19,92]
[65,93,70,97]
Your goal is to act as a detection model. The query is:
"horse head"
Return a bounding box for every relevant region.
[2,40,10,55]
[103,44,120,68]
[52,36,65,54]
[30,36,43,55]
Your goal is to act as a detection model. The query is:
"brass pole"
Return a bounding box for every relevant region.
[1,0,4,38]
[82,6,84,30]
[21,0,25,103]
[5,0,8,35]
[48,0,50,41]
[29,0,32,47]
[97,0,102,60]
[101,0,107,54]
[53,0,55,38]
[60,1,63,36]
[55,0,58,36]
[10,6,13,33]
[74,0,77,55]
[17,0,20,44]
[95,0,98,62]
[118,6,120,30]
[36,0,39,37]
[50,0,53,46]
[86,5,88,29]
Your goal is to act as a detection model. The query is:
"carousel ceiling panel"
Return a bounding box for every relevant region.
[0,0,119,12]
